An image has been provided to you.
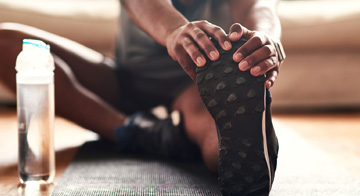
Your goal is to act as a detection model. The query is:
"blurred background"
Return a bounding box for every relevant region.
[0,0,359,111]
[0,0,359,195]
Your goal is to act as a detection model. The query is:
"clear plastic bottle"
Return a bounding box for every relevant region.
[16,39,55,184]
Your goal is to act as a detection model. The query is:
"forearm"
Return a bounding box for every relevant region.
[230,0,281,39]
[120,0,188,46]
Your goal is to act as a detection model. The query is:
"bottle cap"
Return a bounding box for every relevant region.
[15,39,54,72]
[15,39,55,84]
[22,39,50,51]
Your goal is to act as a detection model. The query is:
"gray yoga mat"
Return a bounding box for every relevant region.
[52,122,360,196]
[51,140,221,196]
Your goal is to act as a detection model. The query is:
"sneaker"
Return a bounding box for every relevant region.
[114,111,200,160]
[196,39,277,195]
[265,90,279,186]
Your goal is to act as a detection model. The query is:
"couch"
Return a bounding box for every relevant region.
[0,0,359,110]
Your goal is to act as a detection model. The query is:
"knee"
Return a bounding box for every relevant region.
[0,23,49,52]
[0,23,27,42]
[0,23,31,57]
[0,23,29,89]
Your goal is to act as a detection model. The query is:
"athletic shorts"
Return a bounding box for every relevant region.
[114,54,272,115]
[115,55,194,115]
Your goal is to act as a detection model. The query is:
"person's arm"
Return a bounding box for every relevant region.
[230,0,281,39]
[228,0,283,88]
[120,0,187,47]
[120,0,231,81]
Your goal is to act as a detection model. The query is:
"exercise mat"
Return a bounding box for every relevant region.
[51,140,221,196]
[52,122,360,196]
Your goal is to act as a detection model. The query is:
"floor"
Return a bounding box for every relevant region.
[0,107,98,196]
[276,112,360,177]
[0,107,359,196]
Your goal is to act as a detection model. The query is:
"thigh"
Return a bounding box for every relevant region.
[0,23,120,107]
[116,55,194,114]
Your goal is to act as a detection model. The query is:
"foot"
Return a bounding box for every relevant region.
[114,111,200,160]
[196,39,276,195]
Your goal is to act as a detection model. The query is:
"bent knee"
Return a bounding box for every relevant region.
[0,22,37,33]
[0,23,55,47]
[0,23,30,40]
[0,23,38,55]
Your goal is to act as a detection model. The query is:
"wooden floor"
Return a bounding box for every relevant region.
[0,107,98,196]
[275,112,360,177]
[0,107,359,195]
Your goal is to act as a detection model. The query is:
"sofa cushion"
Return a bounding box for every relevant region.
[0,0,359,107]
[1,0,358,52]
[279,0,360,51]
[0,0,119,54]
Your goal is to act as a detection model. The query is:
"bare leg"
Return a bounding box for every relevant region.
[0,23,125,141]
[172,85,219,171]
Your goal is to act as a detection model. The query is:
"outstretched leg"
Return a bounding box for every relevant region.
[0,23,125,141]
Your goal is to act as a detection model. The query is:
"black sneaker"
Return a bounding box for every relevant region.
[114,111,200,160]
[196,38,277,196]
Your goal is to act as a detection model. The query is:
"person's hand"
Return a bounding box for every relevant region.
[166,20,232,81]
[229,23,281,89]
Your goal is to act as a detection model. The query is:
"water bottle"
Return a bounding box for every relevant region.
[16,39,55,184]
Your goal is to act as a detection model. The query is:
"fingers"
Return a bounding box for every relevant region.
[182,37,206,67]
[228,23,253,42]
[167,21,280,83]
[169,21,231,73]
[233,33,271,62]
[187,21,231,61]
[231,32,278,79]
[237,44,276,74]
[189,26,220,61]
[227,23,280,89]
[250,56,277,77]
[176,49,196,81]
[265,67,278,89]
[200,22,232,51]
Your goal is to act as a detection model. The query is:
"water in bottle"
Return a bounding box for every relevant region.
[16,39,55,184]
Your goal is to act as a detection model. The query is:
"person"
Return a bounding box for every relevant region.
[0,0,285,195]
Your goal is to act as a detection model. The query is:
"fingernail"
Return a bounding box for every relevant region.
[234,53,242,62]
[224,41,231,50]
[239,61,248,70]
[267,81,273,88]
[196,57,205,66]
[253,66,261,74]
[230,32,238,39]
[210,51,218,60]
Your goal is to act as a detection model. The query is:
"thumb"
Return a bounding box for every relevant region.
[229,23,253,41]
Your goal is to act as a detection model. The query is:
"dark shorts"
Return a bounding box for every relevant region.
[114,55,272,115]
[115,56,193,115]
